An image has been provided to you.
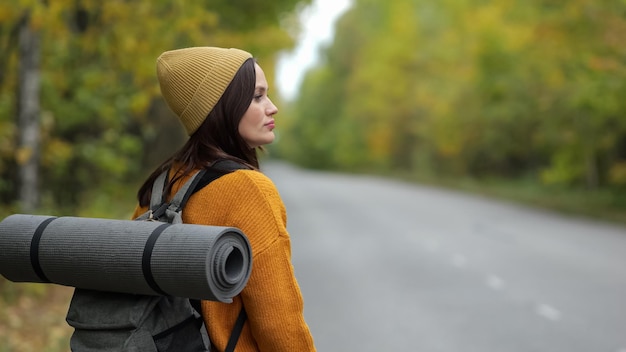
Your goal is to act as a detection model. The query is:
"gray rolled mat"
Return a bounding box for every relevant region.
[0,214,252,303]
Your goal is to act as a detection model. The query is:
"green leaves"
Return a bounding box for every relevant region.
[0,0,310,212]
[279,0,626,190]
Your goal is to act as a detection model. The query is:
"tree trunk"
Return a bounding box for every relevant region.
[17,13,41,213]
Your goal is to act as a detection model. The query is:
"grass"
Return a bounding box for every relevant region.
[0,279,73,352]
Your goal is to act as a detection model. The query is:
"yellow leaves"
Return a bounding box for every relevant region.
[12,0,39,9]
[609,161,626,186]
[177,11,220,33]
[471,3,533,52]
[0,1,46,31]
[587,56,622,72]
[15,147,34,166]
[101,1,133,23]
[388,0,419,37]
[212,24,293,60]
[28,3,47,30]
[0,4,21,23]
[602,15,626,54]
[542,66,565,90]
[540,145,597,187]
[473,3,504,28]
[41,138,73,169]
[130,92,151,116]
[366,126,393,162]
[42,0,75,41]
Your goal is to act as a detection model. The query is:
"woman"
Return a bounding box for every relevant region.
[133,47,316,352]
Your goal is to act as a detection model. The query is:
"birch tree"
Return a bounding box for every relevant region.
[16,10,40,212]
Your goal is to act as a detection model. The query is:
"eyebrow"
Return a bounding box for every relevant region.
[255,86,268,93]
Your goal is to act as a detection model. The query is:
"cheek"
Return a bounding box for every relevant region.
[244,108,264,127]
[238,113,258,138]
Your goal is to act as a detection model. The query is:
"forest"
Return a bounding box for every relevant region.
[276,0,626,221]
[0,0,310,218]
[1,0,625,221]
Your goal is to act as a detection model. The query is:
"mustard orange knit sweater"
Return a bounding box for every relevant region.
[133,169,316,352]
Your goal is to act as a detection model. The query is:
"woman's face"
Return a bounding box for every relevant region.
[238,63,278,148]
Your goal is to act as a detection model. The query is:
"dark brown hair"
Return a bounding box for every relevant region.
[137,58,257,207]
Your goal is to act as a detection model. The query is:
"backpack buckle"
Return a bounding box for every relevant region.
[149,203,169,222]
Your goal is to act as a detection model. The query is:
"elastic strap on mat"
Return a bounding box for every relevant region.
[30,217,57,283]
[142,223,170,295]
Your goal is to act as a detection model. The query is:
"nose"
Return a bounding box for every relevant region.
[267,98,278,116]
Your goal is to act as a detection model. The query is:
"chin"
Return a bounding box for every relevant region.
[249,134,275,148]
[262,133,276,145]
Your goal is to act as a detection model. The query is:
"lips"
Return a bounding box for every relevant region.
[265,120,275,129]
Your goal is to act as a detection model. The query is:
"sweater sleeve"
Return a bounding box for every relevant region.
[195,170,316,352]
[242,235,315,351]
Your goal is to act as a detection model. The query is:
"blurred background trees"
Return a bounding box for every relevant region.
[0,0,310,216]
[0,0,625,217]
[277,0,626,207]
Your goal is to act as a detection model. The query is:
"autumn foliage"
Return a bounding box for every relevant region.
[0,0,310,214]
[278,0,626,193]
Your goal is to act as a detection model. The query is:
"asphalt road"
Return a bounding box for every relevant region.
[263,160,626,352]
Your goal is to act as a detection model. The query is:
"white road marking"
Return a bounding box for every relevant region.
[535,304,562,321]
[485,275,505,290]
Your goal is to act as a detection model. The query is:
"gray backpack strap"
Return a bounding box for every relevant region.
[164,169,207,224]
[169,169,207,212]
[134,170,169,222]
[137,169,207,224]
[150,170,169,211]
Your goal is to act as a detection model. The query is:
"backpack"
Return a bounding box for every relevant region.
[66,161,248,352]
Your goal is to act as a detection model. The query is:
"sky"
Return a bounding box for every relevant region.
[275,0,353,101]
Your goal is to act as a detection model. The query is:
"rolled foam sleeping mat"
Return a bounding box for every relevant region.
[0,214,252,303]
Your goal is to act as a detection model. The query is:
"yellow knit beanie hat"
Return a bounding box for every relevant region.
[156,47,253,135]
